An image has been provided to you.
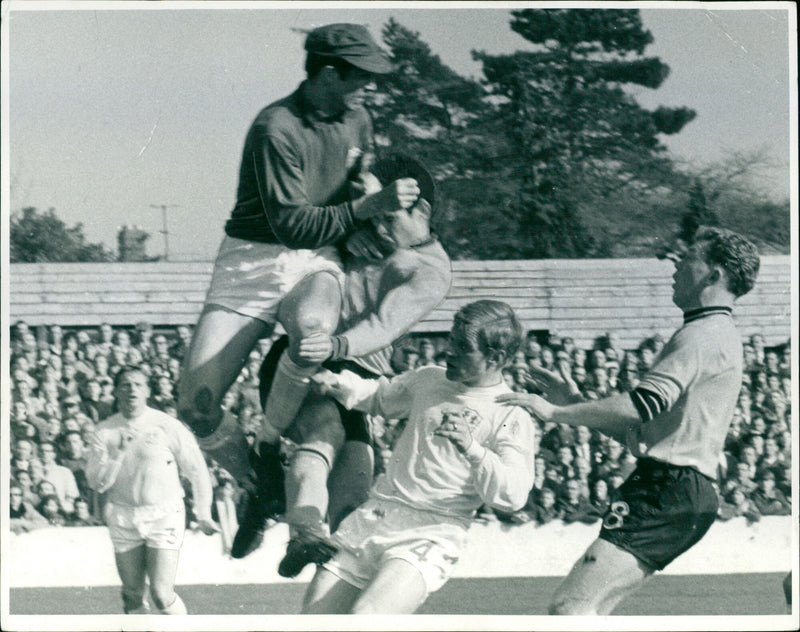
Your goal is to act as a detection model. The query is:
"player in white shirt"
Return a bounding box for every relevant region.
[498,227,760,615]
[86,366,218,615]
[300,300,536,614]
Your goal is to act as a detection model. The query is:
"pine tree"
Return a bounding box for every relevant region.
[474,9,696,257]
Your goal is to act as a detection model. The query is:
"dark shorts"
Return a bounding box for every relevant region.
[599,458,718,571]
[258,335,378,444]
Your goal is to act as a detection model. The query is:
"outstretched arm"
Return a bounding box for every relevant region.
[311,367,415,421]
[172,421,218,535]
[523,364,583,405]
[496,391,640,444]
[343,256,451,359]
[298,250,451,364]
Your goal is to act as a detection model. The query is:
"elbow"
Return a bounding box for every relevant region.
[508,489,531,513]
[272,225,317,250]
[492,486,530,514]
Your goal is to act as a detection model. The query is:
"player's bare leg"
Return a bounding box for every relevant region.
[145,547,186,614]
[258,271,342,446]
[784,571,792,613]
[350,558,428,614]
[548,538,653,615]
[114,545,149,614]
[301,567,361,614]
[233,271,341,558]
[177,304,273,482]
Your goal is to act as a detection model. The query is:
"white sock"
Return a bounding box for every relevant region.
[160,593,187,615]
[259,351,317,444]
[285,447,331,537]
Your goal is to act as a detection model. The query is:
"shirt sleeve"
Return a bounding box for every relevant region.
[327,368,417,421]
[252,131,358,249]
[84,429,126,494]
[629,386,669,422]
[169,419,214,523]
[633,327,700,415]
[463,407,536,513]
[343,251,452,359]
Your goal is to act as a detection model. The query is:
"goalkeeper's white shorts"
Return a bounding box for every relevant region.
[204,236,345,323]
[324,497,468,595]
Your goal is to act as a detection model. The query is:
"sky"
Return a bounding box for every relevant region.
[3,1,796,261]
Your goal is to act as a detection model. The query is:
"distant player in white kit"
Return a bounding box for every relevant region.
[301,300,536,614]
[86,366,218,615]
[498,226,761,615]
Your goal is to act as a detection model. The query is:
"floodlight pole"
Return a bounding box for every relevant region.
[150,204,181,260]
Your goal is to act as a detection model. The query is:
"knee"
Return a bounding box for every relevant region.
[295,399,345,447]
[177,384,222,435]
[293,310,337,338]
[280,285,340,343]
[296,416,345,450]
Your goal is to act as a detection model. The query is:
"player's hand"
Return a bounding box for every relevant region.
[345,147,365,172]
[196,518,220,536]
[523,364,582,405]
[298,333,335,364]
[495,392,556,423]
[352,178,420,220]
[434,415,474,454]
[310,369,342,397]
[348,171,383,200]
[115,430,135,455]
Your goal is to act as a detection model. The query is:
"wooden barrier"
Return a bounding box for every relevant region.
[8,256,791,349]
[5,516,794,588]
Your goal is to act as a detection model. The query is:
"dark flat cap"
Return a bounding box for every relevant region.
[306,23,392,74]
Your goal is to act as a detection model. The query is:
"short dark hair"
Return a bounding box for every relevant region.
[693,226,760,298]
[305,52,356,79]
[452,300,523,363]
[113,365,147,389]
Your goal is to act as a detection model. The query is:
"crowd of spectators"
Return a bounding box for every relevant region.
[8,320,792,539]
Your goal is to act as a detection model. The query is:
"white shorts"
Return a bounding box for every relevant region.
[204,236,345,323]
[104,501,186,554]
[324,498,468,595]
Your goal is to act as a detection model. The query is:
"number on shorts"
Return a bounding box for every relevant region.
[602,500,630,530]
[409,541,434,562]
[165,527,178,545]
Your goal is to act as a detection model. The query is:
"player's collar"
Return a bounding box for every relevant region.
[682,305,732,324]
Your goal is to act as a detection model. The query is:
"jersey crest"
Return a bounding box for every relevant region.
[434,404,484,431]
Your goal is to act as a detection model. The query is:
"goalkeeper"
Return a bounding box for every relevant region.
[233,155,453,568]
